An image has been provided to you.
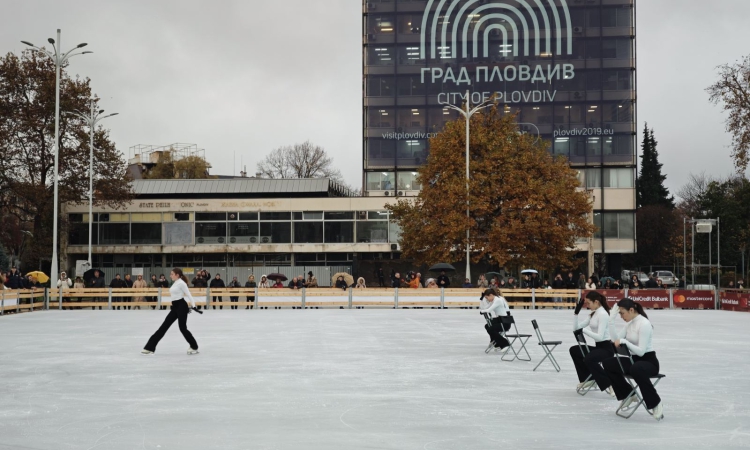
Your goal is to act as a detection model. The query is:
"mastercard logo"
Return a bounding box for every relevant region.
[675,294,686,304]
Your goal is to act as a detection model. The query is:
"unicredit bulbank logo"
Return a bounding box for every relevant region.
[420,0,574,60]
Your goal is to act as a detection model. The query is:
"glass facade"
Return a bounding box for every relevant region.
[364,0,636,180]
[363,0,637,262]
[68,211,401,247]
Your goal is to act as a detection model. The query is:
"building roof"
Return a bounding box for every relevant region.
[131,178,352,199]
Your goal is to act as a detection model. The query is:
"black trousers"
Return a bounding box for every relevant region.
[230,296,239,309]
[569,340,614,385]
[602,352,661,410]
[484,318,511,348]
[144,299,198,352]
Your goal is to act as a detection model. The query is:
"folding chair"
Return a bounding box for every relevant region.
[574,329,595,395]
[613,344,666,419]
[500,315,532,362]
[532,320,562,372]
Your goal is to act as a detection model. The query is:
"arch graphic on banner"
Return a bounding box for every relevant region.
[420,0,573,60]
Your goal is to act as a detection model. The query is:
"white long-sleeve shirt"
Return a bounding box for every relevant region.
[56,278,73,289]
[480,296,510,318]
[610,314,654,357]
[170,278,196,308]
[574,307,610,342]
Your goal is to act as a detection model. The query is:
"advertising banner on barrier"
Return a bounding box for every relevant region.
[621,290,670,309]
[673,290,716,310]
[719,292,749,312]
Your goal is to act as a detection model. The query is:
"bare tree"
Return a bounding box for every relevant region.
[676,172,713,214]
[257,141,344,183]
[707,55,750,171]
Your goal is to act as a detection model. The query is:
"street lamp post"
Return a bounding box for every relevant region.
[22,30,91,281]
[66,100,118,264]
[442,90,495,283]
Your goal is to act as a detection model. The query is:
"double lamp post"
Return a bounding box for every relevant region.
[22,29,115,277]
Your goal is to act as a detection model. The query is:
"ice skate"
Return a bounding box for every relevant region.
[619,395,637,411]
[187,348,199,355]
[651,403,664,421]
[141,349,154,355]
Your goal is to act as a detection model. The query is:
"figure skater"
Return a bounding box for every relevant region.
[601,298,664,420]
[570,291,614,393]
[478,288,511,351]
[142,268,199,355]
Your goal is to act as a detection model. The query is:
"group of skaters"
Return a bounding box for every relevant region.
[479,288,664,421]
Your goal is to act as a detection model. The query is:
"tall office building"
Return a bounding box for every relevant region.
[363,0,637,272]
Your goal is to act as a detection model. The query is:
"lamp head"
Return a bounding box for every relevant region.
[81,51,93,55]
[77,43,88,48]
[47,38,55,44]
[21,41,34,47]
[98,110,105,114]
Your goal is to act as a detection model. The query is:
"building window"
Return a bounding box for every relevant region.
[366,172,395,191]
[324,222,354,243]
[397,14,422,34]
[229,222,259,243]
[398,108,425,129]
[594,212,635,239]
[131,223,162,245]
[367,15,395,35]
[260,212,291,221]
[368,46,394,66]
[99,223,130,245]
[367,76,395,97]
[357,222,388,243]
[260,222,291,244]
[293,222,324,244]
[368,108,395,128]
[396,171,421,190]
[195,223,227,244]
[196,212,227,221]
[164,222,193,245]
[239,212,258,221]
[68,223,96,245]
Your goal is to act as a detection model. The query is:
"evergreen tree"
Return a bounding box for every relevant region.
[637,124,675,209]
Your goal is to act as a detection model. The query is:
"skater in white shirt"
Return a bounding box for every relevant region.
[569,291,614,392]
[601,298,664,421]
[142,268,199,355]
[479,288,511,351]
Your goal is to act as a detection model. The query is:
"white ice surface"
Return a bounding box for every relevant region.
[0,309,748,450]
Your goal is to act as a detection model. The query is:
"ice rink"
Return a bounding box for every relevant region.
[1,309,748,450]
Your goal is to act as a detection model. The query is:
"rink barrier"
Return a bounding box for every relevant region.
[3,288,747,315]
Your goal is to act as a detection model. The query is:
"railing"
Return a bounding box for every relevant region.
[3,287,745,315]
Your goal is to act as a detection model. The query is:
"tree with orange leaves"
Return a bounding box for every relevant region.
[387,106,594,271]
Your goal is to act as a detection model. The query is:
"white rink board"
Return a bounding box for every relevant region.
[0,310,748,449]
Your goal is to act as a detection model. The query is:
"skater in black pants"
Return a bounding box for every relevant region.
[478,288,511,351]
[569,291,614,393]
[142,268,199,355]
[601,298,663,421]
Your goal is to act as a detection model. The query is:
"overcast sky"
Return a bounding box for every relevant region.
[1,0,748,196]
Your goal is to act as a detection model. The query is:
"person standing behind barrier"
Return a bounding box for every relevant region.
[570,292,614,392]
[585,277,596,290]
[148,275,159,309]
[552,274,565,310]
[89,270,105,310]
[157,274,171,310]
[142,268,199,355]
[479,288,511,350]
[7,266,23,289]
[437,270,450,288]
[306,271,318,288]
[74,276,84,309]
[228,276,241,310]
[110,274,128,310]
[123,274,134,310]
[356,277,367,289]
[601,298,664,421]
[210,274,225,310]
[245,275,256,309]
[377,268,385,287]
[57,272,72,310]
[259,275,270,288]
[132,274,147,310]
[477,274,488,289]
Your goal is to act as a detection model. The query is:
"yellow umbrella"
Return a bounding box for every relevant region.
[25,271,49,284]
[331,272,354,287]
